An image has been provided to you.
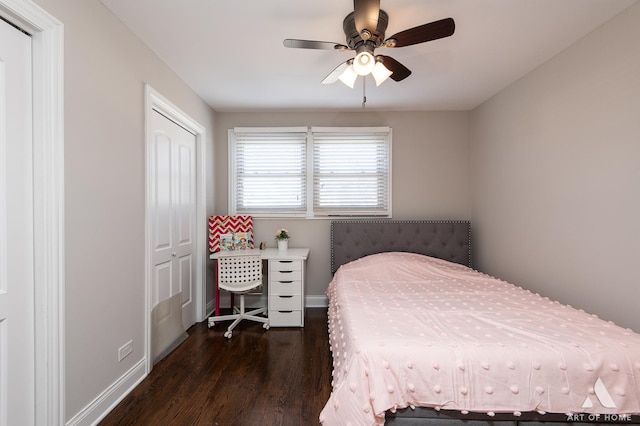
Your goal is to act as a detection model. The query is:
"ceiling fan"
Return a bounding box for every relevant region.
[283,0,455,88]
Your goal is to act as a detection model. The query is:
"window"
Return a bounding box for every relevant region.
[229,128,307,216]
[229,127,392,218]
[312,129,390,216]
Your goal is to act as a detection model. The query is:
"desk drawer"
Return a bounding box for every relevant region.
[270,259,302,272]
[270,280,302,295]
[271,269,302,282]
[269,310,303,327]
[270,294,302,310]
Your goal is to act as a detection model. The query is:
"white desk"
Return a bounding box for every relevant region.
[210,248,310,327]
[209,248,309,261]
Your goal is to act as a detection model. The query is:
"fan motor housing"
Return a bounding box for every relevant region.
[343,10,389,50]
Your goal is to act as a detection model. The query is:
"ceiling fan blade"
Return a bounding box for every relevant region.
[386,17,455,48]
[321,60,351,84]
[378,55,411,82]
[353,0,380,35]
[283,39,349,51]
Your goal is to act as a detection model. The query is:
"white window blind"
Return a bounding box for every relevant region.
[229,127,391,218]
[312,129,390,216]
[230,129,307,216]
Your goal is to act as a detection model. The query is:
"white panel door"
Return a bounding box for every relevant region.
[0,19,34,426]
[150,110,197,329]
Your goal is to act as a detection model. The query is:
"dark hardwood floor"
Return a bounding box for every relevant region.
[99,308,332,426]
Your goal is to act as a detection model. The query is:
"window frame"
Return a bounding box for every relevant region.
[228,126,392,219]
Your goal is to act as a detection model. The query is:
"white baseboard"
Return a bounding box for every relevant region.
[306,295,328,308]
[210,293,328,313]
[66,358,147,426]
[213,294,328,311]
[206,298,216,318]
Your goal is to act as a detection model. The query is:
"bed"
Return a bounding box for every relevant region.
[320,220,640,425]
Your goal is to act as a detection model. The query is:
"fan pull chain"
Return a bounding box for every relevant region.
[362,76,367,109]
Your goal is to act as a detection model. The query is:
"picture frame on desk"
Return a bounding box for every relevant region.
[218,231,253,251]
[233,232,252,249]
[219,233,234,251]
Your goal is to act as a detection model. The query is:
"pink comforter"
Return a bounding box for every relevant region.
[320,252,640,425]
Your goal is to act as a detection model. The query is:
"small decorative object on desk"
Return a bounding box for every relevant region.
[275,228,289,252]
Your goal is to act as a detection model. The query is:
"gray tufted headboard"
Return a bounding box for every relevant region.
[331,220,471,274]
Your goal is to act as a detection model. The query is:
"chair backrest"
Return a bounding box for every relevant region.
[217,254,263,293]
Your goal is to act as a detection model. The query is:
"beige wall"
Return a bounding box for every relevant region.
[470,3,640,331]
[214,111,471,299]
[33,0,216,420]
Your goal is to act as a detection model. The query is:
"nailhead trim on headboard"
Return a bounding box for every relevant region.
[330,220,471,275]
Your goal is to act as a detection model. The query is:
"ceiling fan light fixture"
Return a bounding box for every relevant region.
[338,63,358,88]
[285,5,457,95]
[360,29,372,40]
[372,60,393,86]
[353,50,375,76]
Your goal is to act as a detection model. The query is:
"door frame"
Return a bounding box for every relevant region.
[0,0,64,424]
[144,85,206,374]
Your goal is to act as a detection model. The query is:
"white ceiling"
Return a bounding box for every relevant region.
[99,0,636,112]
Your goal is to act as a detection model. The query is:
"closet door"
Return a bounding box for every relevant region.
[149,110,197,332]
